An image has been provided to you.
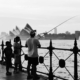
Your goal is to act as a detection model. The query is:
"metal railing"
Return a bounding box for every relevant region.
[0,39,79,80]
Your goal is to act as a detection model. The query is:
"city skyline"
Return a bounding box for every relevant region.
[1,25,80,36]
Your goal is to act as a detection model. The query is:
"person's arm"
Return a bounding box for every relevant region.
[25,41,28,47]
[36,39,41,48]
[38,43,41,48]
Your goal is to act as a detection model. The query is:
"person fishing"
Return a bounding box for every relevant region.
[25,30,41,79]
[3,41,13,75]
[13,36,22,73]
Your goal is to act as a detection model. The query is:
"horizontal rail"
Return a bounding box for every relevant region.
[1,44,80,53]
[53,47,73,51]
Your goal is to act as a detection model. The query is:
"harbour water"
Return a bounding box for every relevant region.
[0,39,80,80]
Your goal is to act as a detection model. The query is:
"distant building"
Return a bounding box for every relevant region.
[54,28,57,34]
[75,31,80,39]
[65,31,70,35]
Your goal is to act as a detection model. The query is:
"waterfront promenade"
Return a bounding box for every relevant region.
[0,64,27,80]
[0,64,47,80]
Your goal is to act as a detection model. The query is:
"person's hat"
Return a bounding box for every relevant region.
[30,30,36,35]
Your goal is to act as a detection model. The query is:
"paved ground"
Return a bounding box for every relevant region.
[0,64,48,80]
[0,64,27,80]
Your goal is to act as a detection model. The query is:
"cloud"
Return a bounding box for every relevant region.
[0,0,80,34]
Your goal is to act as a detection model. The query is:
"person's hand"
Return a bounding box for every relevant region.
[25,43,28,47]
[38,45,41,48]
[20,45,22,48]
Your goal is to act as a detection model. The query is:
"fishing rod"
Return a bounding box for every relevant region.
[38,16,77,38]
[47,16,77,34]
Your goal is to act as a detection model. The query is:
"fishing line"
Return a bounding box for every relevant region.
[38,15,77,38]
[47,16,77,34]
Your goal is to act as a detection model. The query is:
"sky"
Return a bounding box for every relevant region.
[0,0,80,34]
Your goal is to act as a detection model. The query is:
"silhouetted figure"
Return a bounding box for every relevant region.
[13,36,22,73]
[25,30,41,79]
[3,41,12,75]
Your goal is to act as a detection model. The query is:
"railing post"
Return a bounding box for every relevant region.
[10,39,11,45]
[73,38,78,80]
[1,40,4,62]
[49,39,53,80]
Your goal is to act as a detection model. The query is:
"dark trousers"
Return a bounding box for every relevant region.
[19,57,22,71]
[31,64,36,76]
[14,61,22,71]
[6,58,12,72]
[27,57,38,76]
[27,57,32,76]
[14,55,22,71]
[14,63,18,71]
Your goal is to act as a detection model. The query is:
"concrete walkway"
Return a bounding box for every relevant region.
[0,64,27,80]
[0,64,47,80]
